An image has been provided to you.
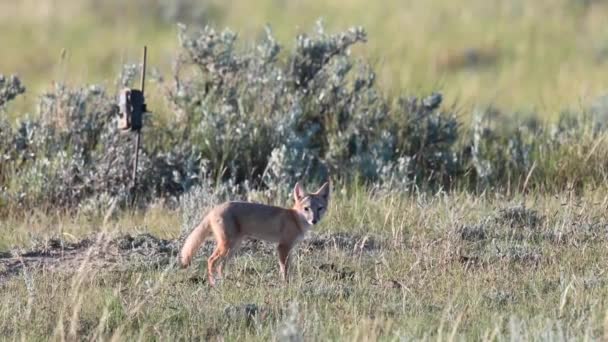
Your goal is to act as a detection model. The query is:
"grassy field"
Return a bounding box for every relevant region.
[3,0,608,117]
[4,0,608,340]
[3,186,608,339]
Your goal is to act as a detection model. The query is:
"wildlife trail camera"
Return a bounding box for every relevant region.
[118,88,145,131]
[117,46,148,207]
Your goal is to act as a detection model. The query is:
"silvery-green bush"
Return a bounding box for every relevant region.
[1,80,204,210]
[165,22,460,192]
[0,75,25,108]
[1,23,465,212]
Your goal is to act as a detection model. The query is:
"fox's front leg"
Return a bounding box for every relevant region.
[277,243,292,283]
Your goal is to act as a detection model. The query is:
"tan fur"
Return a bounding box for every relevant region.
[180,182,330,286]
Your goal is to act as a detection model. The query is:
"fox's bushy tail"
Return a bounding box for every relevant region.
[180,216,212,267]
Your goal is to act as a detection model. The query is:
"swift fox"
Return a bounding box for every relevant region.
[180,182,330,286]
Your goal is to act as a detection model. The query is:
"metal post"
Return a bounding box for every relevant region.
[140,46,147,95]
[131,46,147,207]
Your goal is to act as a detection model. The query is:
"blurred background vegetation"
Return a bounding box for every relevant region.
[3,0,608,118]
[3,0,608,215]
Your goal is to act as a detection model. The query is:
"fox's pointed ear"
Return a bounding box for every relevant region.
[316,181,330,201]
[293,182,305,202]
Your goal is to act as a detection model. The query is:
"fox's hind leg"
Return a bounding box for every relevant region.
[207,235,244,286]
[208,241,228,287]
[217,235,244,279]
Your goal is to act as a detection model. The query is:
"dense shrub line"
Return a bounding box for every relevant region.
[1,23,607,213]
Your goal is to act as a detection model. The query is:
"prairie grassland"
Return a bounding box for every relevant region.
[3,1,608,340]
[2,186,608,340]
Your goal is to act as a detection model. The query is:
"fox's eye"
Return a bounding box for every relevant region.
[318,206,324,211]
[304,207,310,212]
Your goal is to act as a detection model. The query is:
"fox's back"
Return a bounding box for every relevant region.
[208,201,293,242]
[215,201,286,220]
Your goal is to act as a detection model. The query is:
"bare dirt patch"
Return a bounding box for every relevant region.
[0,233,179,284]
[0,231,381,283]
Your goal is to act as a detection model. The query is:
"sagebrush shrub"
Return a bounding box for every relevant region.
[166,22,457,189]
